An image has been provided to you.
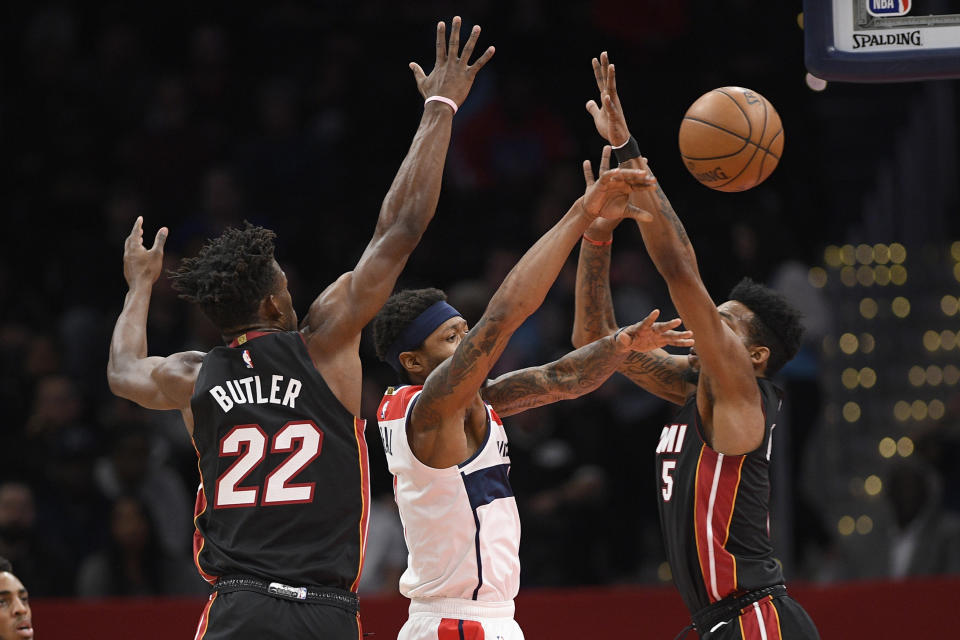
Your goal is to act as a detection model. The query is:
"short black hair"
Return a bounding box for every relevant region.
[170,222,279,331]
[728,277,804,376]
[372,288,447,380]
[0,556,11,573]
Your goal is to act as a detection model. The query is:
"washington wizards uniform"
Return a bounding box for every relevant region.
[377,385,524,640]
[656,378,819,639]
[190,330,370,640]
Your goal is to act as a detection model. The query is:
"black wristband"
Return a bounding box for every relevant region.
[613,136,641,164]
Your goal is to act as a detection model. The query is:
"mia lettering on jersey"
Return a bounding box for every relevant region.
[209,375,303,413]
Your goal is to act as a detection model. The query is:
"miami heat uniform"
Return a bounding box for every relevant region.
[655,378,820,639]
[190,330,370,640]
[377,385,524,640]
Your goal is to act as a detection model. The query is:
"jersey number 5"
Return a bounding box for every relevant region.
[661,460,677,501]
[214,421,323,508]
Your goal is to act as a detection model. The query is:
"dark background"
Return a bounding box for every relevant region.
[1,0,958,599]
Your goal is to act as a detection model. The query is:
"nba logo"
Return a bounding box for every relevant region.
[867,0,911,16]
[242,349,254,368]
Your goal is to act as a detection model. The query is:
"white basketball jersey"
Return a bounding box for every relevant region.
[376,385,521,602]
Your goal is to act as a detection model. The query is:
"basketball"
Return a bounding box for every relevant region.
[678,87,783,192]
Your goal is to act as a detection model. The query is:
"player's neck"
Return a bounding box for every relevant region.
[221,325,285,345]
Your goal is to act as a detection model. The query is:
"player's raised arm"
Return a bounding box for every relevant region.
[107,217,203,419]
[590,53,764,453]
[411,152,656,464]
[301,17,495,352]
[484,310,692,417]
[575,53,696,405]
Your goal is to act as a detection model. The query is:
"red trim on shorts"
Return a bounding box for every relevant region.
[193,592,217,640]
[737,597,782,639]
[438,619,485,640]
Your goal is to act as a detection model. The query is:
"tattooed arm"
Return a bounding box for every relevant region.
[409,158,655,467]
[573,221,695,405]
[484,310,692,417]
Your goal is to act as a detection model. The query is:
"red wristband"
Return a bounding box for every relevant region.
[582,234,612,246]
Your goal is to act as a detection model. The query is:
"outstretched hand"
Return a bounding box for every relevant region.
[123,216,167,290]
[614,309,695,353]
[581,145,656,222]
[410,16,495,108]
[585,51,631,147]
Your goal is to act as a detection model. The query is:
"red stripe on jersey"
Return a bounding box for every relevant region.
[350,416,372,593]
[694,448,744,602]
[193,592,217,640]
[738,598,782,640]
[191,442,218,585]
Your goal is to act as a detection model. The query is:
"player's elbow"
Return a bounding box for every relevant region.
[106,368,131,400]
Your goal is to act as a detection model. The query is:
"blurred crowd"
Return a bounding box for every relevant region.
[1,1,958,599]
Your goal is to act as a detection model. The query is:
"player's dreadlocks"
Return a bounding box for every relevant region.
[170,222,279,331]
[372,288,448,377]
[729,277,804,376]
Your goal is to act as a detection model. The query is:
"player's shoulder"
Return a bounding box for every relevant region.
[162,350,206,374]
[377,385,421,421]
[153,351,205,406]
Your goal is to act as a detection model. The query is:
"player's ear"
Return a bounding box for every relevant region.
[261,294,285,321]
[750,345,770,370]
[399,351,423,376]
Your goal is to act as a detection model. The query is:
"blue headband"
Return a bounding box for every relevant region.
[385,301,462,374]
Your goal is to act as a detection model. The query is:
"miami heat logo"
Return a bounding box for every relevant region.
[242,349,254,369]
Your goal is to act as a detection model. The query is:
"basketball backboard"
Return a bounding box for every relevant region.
[804,0,960,82]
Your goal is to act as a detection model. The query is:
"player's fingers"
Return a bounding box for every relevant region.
[666,334,696,347]
[603,92,619,113]
[409,62,426,84]
[638,308,660,329]
[608,63,618,97]
[435,21,446,62]
[150,226,168,252]
[460,24,480,62]
[591,57,604,90]
[599,145,612,174]
[582,159,595,187]
[447,16,461,58]
[468,45,495,73]
[585,99,600,117]
[656,318,684,331]
[126,216,143,249]
[627,203,655,223]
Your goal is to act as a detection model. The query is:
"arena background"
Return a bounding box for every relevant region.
[1,0,958,635]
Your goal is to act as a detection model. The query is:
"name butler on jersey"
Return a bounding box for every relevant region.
[191,330,370,591]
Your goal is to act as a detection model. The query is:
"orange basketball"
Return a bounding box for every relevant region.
[678,87,783,192]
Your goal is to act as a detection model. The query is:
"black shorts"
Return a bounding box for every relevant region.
[704,595,819,640]
[195,589,362,640]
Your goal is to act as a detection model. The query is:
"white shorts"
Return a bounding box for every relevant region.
[398,598,525,640]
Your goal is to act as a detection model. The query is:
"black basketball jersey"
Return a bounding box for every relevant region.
[655,378,784,614]
[190,330,370,591]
